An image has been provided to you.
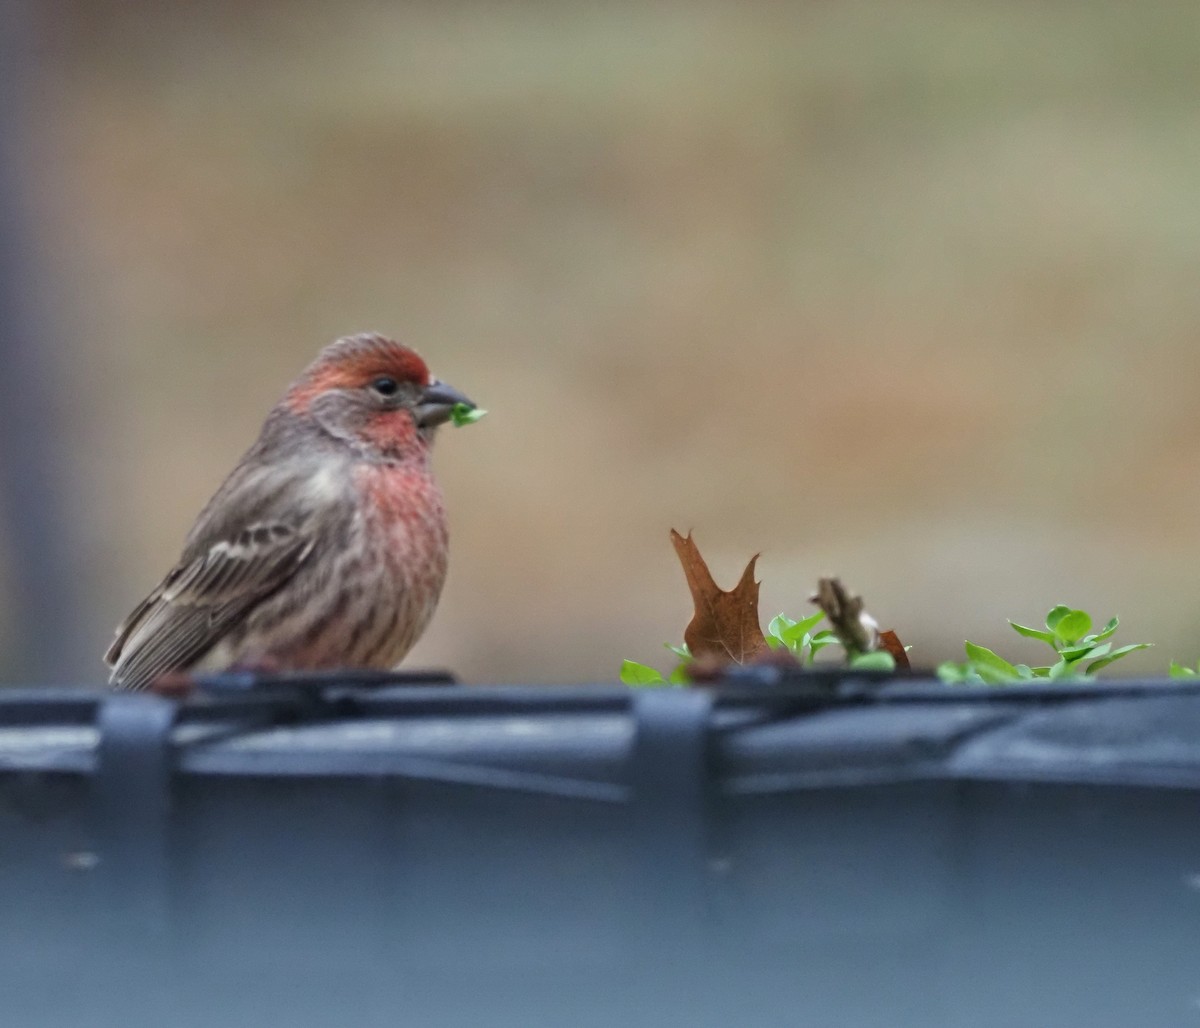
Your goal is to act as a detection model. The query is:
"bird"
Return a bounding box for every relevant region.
[104,332,475,690]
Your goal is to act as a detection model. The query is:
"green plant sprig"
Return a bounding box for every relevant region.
[620,610,842,687]
[764,611,836,662]
[618,610,897,687]
[938,605,1151,685]
[620,644,692,688]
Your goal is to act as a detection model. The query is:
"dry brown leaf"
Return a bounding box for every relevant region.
[878,629,911,670]
[670,529,769,665]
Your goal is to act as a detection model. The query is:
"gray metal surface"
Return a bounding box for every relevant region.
[0,677,1198,1027]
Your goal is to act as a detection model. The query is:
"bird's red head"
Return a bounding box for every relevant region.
[288,334,432,411]
[285,333,473,458]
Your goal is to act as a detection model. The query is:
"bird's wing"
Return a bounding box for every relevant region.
[105,522,315,690]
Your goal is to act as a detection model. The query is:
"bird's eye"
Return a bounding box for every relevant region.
[370,376,400,398]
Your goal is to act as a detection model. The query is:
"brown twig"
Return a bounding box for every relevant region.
[811,577,879,658]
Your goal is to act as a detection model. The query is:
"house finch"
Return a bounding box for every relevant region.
[104,332,475,690]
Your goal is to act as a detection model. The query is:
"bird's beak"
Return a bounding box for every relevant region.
[415,380,474,428]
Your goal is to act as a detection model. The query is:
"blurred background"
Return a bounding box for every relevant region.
[2,0,1200,684]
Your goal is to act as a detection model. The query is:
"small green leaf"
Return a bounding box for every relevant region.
[937,661,974,684]
[1051,609,1093,645]
[766,612,825,654]
[450,403,487,427]
[807,641,833,663]
[1047,657,1075,680]
[1169,661,1197,678]
[766,614,796,647]
[1059,642,1109,663]
[1093,617,1120,643]
[781,611,825,641]
[1044,606,1073,632]
[1086,642,1152,674]
[664,643,691,660]
[1009,621,1059,646]
[667,664,691,686]
[849,651,896,672]
[1041,604,1070,628]
[621,660,666,686]
[808,629,837,663]
[964,642,1020,678]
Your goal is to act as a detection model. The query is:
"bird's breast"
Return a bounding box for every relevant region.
[353,461,448,596]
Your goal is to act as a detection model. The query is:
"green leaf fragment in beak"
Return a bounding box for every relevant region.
[450,403,487,427]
